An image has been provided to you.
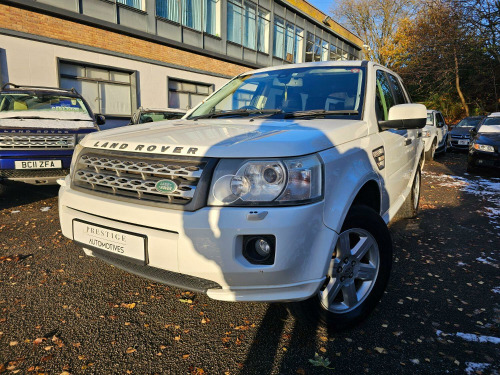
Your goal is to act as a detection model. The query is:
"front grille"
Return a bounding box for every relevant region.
[72,149,213,208]
[0,134,76,149]
[0,169,69,178]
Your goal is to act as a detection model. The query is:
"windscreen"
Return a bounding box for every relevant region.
[456,117,482,127]
[187,66,365,119]
[139,112,184,123]
[0,93,91,120]
[478,117,500,133]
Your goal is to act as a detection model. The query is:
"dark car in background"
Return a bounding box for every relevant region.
[467,113,500,173]
[449,116,485,151]
[0,83,103,192]
[129,107,186,125]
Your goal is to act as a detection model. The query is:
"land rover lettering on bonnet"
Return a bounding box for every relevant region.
[59,61,426,329]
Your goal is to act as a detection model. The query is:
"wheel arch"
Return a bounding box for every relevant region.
[350,180,381,216]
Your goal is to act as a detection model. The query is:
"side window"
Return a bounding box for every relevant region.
[387,74,407,104]
[375,70,396,122]
[436,113,445,128]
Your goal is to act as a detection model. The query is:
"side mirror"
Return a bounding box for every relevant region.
[379,104,427,130]
[96,114,106,126]
[470,127,478,135]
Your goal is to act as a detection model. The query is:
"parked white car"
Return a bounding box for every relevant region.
[58,61,426,329]
[422,109,448,160]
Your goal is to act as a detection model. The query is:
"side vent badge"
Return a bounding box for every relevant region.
[372,146,385,170]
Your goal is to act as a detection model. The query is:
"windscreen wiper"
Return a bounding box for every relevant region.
[283,110,359,119]
[190,109,282,120]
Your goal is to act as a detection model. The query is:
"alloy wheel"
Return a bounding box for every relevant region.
[319,228,380,313]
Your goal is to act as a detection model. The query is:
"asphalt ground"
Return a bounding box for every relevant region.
[0,151,499,374]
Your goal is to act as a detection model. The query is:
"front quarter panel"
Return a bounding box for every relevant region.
[320,135,383,235]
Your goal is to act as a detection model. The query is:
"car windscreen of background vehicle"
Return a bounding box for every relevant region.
[478,117,500,133]
[457,118,482,127]
[188,66,365,119]
[0,94,91,120]
[140,112,184,123]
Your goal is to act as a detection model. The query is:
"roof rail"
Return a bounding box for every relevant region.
[1,82,78,94]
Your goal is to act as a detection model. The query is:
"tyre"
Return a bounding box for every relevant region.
[425,139,437,161]
[396,167,421,219]
[289,205,393,331]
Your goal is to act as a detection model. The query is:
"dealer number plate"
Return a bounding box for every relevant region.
[15,160,62,169]
[73,221,146,262]
[458,140,469,145]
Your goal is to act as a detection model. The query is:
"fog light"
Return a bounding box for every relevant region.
[242,235,276,265]
[255,239,271,257]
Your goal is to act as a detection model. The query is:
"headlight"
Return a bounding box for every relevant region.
[208,154,323,206]
[473,143,494,152]
[422,131,431,138]
[70,144,84,175]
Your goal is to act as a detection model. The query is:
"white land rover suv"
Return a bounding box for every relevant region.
[58,61,426,329]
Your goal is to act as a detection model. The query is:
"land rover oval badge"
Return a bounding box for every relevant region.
[156,179,177,194]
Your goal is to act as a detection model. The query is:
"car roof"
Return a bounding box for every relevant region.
[240,60,366,76]
[487,112,500,117]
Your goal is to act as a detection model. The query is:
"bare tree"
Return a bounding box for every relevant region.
[330,0,419,66]
[457,0,500,63]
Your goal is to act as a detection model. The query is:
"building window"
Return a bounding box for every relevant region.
[274,17,303,62]
[204,0,219,35]
[305,32,318,62]
[243,2,257,49]
[156,0,219,35]
[59,61,136,116]
[168,79,213,110]
[182,0,202,30]
[227,0,269,52]
[157,0,180,23]
[329,44,341,61]
[117,0,144,11]
[257,9,270,53]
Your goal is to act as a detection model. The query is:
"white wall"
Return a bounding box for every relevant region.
[0,34,229,112]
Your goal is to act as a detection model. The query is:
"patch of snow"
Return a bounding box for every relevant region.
[465,362,491,375]
[40,206,51,212]
[476,256,499,269]
[493,287,500,294]
[11,210,20,213]
[423,172,500,232]
[457,261,467,266]
[436,330,500,344]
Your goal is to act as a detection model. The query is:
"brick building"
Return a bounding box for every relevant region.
[0,0,363,126]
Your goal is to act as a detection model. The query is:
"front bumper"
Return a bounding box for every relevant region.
[59,179,337,302]
[449,137,471,150]
[468,149,500,169]
[0,149,72,184]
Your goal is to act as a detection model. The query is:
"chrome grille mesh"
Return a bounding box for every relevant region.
[0,134,76,149]
[72,150,207,205]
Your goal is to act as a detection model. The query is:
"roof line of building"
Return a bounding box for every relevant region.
[0,28,236,80]
[2,0,363,57]
[281,0,363,47]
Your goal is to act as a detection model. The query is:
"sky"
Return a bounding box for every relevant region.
[307,0,333,14]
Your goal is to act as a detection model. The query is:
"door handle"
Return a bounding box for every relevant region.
[405,138,412,146]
